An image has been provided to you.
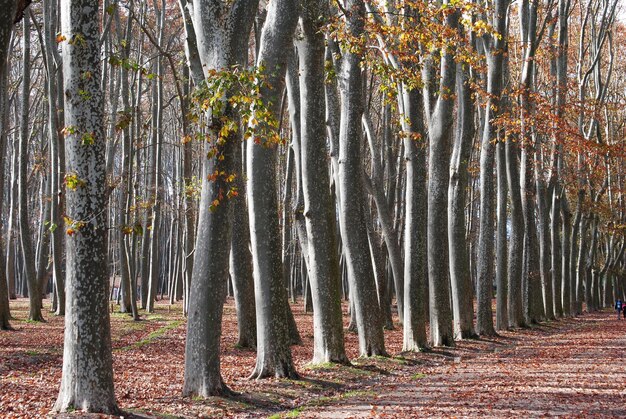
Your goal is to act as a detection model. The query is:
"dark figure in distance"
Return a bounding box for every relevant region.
[615,299,623,320]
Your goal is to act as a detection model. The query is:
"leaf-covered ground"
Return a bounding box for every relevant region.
[1,298,624,418]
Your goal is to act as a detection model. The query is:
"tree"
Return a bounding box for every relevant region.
[53,0,118,412]
[0,0,21,331]
[336,0,387,357]
[426,0,459,347]
[297,0,349,364]
[18,14,42,322]
[183,0,258,397]
[247,0,301,378]
[476,0,508,336]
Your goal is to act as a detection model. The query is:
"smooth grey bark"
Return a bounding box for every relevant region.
[230,141,256,349]
[247,0,300,378]
[476,0,507,336]
[362,114,403,324]
[585,216,599,311]
[0,1,15,329]
[561,194,572,316]
[364,211,393,330]
[183,0,259,396]
[286,48,311,286]
[495,133,508,330]
[575,215,589,313]
[178,0,204,87]
[36,174,52,300]
[402,87,428,351]
[116,1,138,319]
[536,174,554,319]
[337,0,386,357]
[297,0,348,365]
[146,7,164,313]
[522,153,544,323]
[551,192,562,317]
[426,4,458,347]
[448,59,476,339]
[175,0,198,311]
[505,126,525,327]
[18,15,42,322]
[6,137,18,302]
[53,0,118,412]
[552,0,571,318]
[2,3,25,324]
[519,0,544,324]
[43,0,65,316]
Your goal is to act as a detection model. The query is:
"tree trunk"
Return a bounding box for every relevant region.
[506,124,525,328]
[426,4,458,346]
[448,59,476,339]
[402,87,428,351]
[53,0,118,411]
[561,194,572,316]
[551,191,562,317]
[297,0,348,364]
[247,0,300,378]
[230,141,256,349]
[495,133,508,330]
[43,0,66,316]
[183,0,258,396]
[146,13,164,312]
[0,0,14,329]
[337,0,386,357]
[18,15,43,322]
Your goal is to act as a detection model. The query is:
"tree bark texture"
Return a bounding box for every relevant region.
[247,0,300,378]
[297,0,348,364]
[54,0,118,412]
[183,0,259,396]
[337,0,386,357]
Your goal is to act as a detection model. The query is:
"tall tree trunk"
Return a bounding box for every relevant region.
[506,127,525,327]
[448,57,476,339]
[362,114,403,326]
[53,0,118,411]
[183,0,259,396]
[402,87,428,351]
[476,0,507,335]
[117,1,136,317]
[230,140,257,349]
[337,0,386,357]
[561,195,572,316]
[146,10,164,313]
[0,0,15,329]
[536,173,554,319]
[43,0,65,316]
[297,0,348,364]
[519,0,544,324]
[426,3,458,346]
[18,15,42,321]
[551,192,562,317]
[247,0,301,379]
[495,133,508,330]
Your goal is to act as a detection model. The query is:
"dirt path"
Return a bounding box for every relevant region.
[302,312,626,418]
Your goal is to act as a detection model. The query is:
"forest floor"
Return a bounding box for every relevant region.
[1,298,625,418]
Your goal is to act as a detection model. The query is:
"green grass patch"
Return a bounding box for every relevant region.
[304,362,337,371]
[286,406,304,417]
[145,314,166,321]
[411,372,426,380]
[117,320,183,351]
[124,408,179,419]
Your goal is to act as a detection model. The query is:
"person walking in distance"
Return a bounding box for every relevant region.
[615,299,623,320]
